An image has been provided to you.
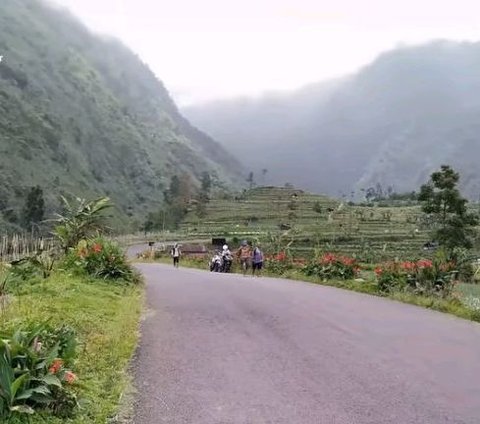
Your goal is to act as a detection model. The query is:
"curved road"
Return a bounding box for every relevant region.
[132,262,480,424]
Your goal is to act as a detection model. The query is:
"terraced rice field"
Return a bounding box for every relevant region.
[181,187,431,261]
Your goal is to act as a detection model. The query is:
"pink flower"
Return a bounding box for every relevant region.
[64,371,77,384]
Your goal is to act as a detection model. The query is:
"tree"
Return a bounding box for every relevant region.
[313,201,322,214]
[200,172,212,197]
[53,196,112,251]
[246,172,255,189]
[22,186,45,230]
[418,165,478,250]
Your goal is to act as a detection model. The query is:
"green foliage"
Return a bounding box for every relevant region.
[0,0,241,232]
[265,252,293,275]
[11,252,58,280]
[21,187,44,231]
[1,272,142,423]
[145,175,193,231]
[302,253,359,280]
[313,201,322,214]
[52,196,112,252]
[374,253,458,297]
[0,324,78,419]
[419,165,478,250]
[64,238,135,282]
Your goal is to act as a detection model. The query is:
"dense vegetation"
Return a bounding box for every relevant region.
[184,41,480,199]
[0,197,142,422]
[0,0,242,233]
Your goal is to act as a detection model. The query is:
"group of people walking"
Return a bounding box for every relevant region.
[215,240,264,276]
[170,241,264,276]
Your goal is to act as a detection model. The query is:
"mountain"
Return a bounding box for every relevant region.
[183,41,480,199]
[0,0,243,231]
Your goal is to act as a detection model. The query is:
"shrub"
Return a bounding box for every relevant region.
[64,238,135,282]
[0,324,78,419]
[375,258,457,297]
[265,251,293,275]
[374,262,407,293]
[303,253,360,280]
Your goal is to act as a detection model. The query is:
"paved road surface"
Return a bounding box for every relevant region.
[132,263,480,424]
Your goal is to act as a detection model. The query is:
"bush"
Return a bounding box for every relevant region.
[0,324,78,419]
[64,238,135,282]
[375,258,457,297]
[303,253,360,280]
[265,251,293,275]
[374,262,407,293]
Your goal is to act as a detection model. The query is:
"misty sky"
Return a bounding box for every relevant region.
[53,0,480,105]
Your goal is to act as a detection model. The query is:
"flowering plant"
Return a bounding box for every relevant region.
[265,251,293,274]
[303,253,360,280]
[0,324,79,419]
[375,258,457,296]
[65,238,134,282]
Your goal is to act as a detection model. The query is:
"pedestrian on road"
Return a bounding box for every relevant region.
[236,240,252,276]
[171,243,181,268]
[252,244,264,277]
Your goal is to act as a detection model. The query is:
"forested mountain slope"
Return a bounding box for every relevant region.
[184,41,480,199]
[0,0,243,231]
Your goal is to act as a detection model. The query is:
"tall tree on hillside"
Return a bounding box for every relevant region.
[418,165,478,251]
[246,172,255,189]
[200,171,212,201]
[158,174,193,230]
[22,186,45,231]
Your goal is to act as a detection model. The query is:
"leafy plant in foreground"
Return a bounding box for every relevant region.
[52,196,112,252]
[0,325,78,419]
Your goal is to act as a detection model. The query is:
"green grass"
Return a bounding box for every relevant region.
[457,283,480,299]
[1,272,143,423]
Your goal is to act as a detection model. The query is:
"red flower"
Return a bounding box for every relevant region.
[401,261,416,271]
[275,252,287,261]
[49,359,63,374]
[417,259,433,268]
[374,267,383,276]
[321,253,337,264]
[341,257,355,266]
[92,243,103,253]
[64,371,77,384]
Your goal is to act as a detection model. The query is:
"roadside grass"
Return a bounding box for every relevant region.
[141,256,480,323]
[457,282,480,298]
[1,272,143,424]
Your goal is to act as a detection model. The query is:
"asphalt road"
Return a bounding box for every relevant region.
[132,262,480,424]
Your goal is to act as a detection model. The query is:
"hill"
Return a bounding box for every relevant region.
[183,41,480,199]
[0,0,243,232]
[181,186,430,261]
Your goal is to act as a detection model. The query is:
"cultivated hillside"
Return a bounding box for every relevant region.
[0,0,243,231]
[184,41,480,199]
[181,186,430,260]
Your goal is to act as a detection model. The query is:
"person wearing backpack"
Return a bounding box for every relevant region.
[252,244,264,277]
[236,240,252,276]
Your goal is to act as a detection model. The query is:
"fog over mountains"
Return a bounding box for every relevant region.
[184,41,480,199]
[0,0,242,230]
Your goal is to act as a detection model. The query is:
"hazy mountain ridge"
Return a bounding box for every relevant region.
[184,41,480,199]
[0,0,242,230]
